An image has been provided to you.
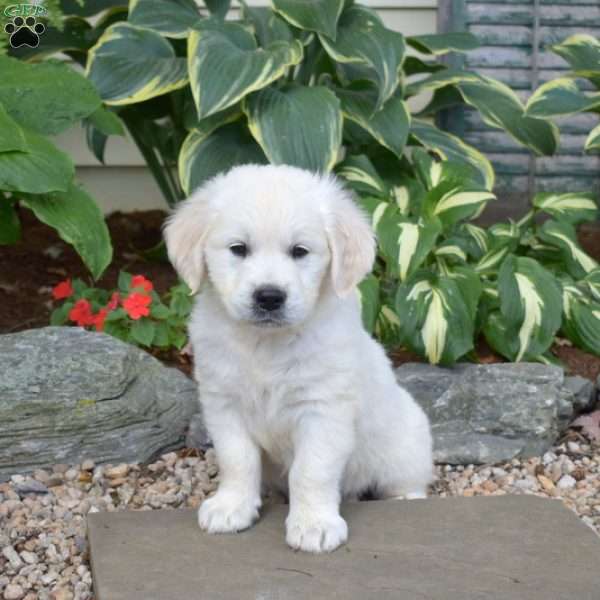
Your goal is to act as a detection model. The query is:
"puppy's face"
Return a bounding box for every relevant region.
[204,201,331,327]
[164,165,375,329]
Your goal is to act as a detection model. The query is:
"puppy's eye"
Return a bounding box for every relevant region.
[229,243,248,258]
[291,245,309,259]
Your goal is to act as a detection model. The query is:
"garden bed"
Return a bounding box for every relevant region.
[1,208,600,381]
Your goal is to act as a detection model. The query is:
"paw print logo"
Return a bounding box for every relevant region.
[4,16,45,49]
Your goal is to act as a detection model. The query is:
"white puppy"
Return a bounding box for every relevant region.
[164,164,433,553]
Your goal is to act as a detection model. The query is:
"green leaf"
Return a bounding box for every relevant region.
[336,155,389,198]
[150,303,170,319]
[130,318,156,347]
[457,76,559,156]
[525,78,600,118]
[551,34,600,86]
[85,106,125,136]
[0,56,101,135]
[406,32,479,55]
[336,85,410,159]
[50,303,72,326]
[153,321,171,348]
[0,196,20,244]
[86,23,189,105]
[0,128,74,194]
[0,103,26,152]
[410,120,494,190]
[396,271,475,364]
[245,85,342,172]
[585,123,600,153]
[61,0,126,17]
[533,192,598,225]
[357,274,380,334]
[129,0,202,38]
[494,256,562,361]
[319,5,405,111]
[240,5,294,46]
[21,183,112,280]
[188,21,303,119]
[178,121,267,195]
[539,220,599,279]
[584,269,600,302]
[377,212,441,281]
[205,0,231,18]
[272,0,344,39]
[562,288,600,357]
[422,181,495,227]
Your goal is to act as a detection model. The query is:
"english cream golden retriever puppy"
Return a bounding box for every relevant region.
[164,164,433,553]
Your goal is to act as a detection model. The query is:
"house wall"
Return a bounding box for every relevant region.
[52,1,439,214]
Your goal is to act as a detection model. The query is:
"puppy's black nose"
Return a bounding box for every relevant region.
[253,286,286,312]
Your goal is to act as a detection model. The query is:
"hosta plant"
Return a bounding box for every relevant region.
[352,150,600,365]
[79,0,559,207]
[50,272,192,350]
[525,34,600,152]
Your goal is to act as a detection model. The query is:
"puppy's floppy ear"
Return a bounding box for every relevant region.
[163,191,215,294]
[323,183,376,297]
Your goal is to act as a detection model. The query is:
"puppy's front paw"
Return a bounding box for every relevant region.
[285,511,348,553]
[198,492,260,533]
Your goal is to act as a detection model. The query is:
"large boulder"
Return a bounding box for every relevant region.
[0,327,198,481]
[396,362,592,465]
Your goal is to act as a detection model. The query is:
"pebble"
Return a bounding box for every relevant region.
[3,584,24,600]
[557,474,577,490]
[105,464,129,479]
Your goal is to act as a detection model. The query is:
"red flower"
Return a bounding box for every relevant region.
[68,299,95,327]
[107,291,120,311]
[131,275,153,293]
[52,279,73,300]
[93,308,109,332]
[122,292,152,320]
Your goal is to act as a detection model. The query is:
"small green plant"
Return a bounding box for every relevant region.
[50,272,192,350]
[353,150,600,365]
[525,34,600,152]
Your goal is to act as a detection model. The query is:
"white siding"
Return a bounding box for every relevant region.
[54,2,438,213]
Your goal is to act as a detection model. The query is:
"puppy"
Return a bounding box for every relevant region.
[164,164,433,553]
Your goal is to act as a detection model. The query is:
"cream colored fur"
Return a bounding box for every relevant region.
[164,164,433,553]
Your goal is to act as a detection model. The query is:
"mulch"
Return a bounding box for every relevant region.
[1,207,600,381]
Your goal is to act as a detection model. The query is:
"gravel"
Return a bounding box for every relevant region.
[0,435,598,600]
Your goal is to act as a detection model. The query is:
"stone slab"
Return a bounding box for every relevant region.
[88,496,600,600]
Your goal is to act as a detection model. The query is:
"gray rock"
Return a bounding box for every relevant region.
[396,362,582,465]
[14,478,48,495]
[185,411,211,450]
[563,376,596,413]
[0,327,198,481]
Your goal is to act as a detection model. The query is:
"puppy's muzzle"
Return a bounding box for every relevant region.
[253,286,287,312]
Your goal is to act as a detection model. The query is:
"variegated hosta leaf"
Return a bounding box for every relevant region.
[319,5,405,111]
[356,196,392,230]
[336,85,410,158]
[272,0,344,39]
[561,288,600,357]
[584,269,600,302]
[434,243,467,264]
[128,0,202,38]
[489,221,521,244]
[525,78,600,118]
[188,21,303,119]
[376,212,441,281]
[406,32,479,56]
[446,266,482,321]
[551,34,600,87]
[396,272,475,364]
[336,154,389,197]
[241,5,294,46]
[204,0,231,19]
[457,76,559,156]
[462,223,489,258]
[178,121,267,195]
[86,23,188,105]
[533,192,598,225]
[539,220,599,279]
[493,256,562,361]
[0,102,26,152]
[357,274,380,334]
[245,85,342,172]
[422,180,495,227]
[410,120,494,190]
[411,148,443,190]
[474,245,511,274]
[585,123,600,153]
